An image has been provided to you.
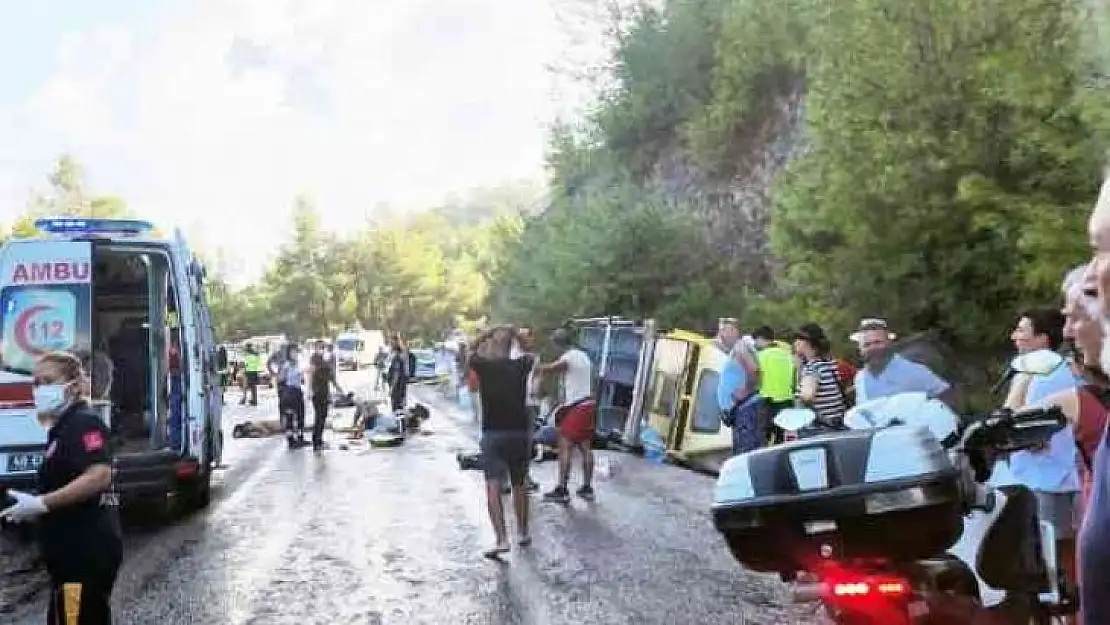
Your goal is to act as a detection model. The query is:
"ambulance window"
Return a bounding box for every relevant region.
[0,285,91,375]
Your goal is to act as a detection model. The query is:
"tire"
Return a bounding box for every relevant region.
[179,471,212,512]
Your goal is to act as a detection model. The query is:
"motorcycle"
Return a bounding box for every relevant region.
[712,360,1076,624]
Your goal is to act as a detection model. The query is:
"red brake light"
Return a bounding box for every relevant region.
[829,577,909,598]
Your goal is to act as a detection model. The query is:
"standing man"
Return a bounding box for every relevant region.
[242,343,262,406]
[515,326,542,493]
[715,318,763,456]
[277,344,307,444]
[853,318,955,407]
[538,329,596,503]
[216,344,229,404]
[469,326,534,558]
[751,326,795,444]
[373,344,389,394]
[308,340,345,452]
[1000,308,1081,594]
[386,334,414,414]
[1079,173,1110,624]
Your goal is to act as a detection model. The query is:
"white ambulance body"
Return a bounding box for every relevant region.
[0,217,223,518]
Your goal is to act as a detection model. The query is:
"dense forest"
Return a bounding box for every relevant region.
[5,0,1110,387]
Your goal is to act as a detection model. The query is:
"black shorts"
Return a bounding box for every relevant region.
[479,430,531,485]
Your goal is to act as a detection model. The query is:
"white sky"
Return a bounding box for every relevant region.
[0,0,612,285]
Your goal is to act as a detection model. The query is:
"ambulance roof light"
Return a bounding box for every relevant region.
[34,217,156,236]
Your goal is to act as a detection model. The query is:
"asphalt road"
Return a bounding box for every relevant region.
[0,370,817,624]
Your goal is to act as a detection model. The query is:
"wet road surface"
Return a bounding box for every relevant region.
[1,371,816,624]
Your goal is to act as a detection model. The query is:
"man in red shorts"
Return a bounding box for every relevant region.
[537,329,596,503]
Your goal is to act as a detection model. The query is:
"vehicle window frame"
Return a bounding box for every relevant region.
[690,368,722,434]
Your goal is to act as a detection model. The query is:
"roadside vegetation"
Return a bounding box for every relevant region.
[5,0,1109,400]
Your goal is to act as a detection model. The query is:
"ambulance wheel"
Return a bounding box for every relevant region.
[180,471,212,512]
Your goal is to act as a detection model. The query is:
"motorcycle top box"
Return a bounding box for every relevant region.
[712,423,963,574]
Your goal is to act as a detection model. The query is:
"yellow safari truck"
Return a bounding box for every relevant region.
[568,318,733,473]
[639,329,733,472]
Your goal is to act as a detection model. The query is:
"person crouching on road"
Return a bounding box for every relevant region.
[714,318,763,456]
[537,328,597,503]
[1,351,122,625]
[469,326,535,557]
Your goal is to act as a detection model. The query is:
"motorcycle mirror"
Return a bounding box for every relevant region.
[1010,350,1065,375]
[774,408,817,432]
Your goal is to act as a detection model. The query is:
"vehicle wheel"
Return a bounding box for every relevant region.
[180,471,212,512]
[156,491,182,523]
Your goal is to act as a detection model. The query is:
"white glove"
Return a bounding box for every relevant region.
[0,490,48,523]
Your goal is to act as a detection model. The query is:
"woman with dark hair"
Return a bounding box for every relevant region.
[792,323,848,435]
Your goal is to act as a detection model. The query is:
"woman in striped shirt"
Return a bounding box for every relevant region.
[792,323,848,434]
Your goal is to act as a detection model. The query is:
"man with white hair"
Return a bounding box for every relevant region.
[714,318,763,455]
[1080,173,1110,624]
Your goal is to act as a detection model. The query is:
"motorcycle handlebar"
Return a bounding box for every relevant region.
[961,405,1067,453]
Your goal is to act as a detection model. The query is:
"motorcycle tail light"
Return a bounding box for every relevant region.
[829,576,909,599]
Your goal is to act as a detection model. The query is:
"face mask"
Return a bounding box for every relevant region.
[34,383,69,417]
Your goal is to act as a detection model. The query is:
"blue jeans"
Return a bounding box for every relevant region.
[728,397,765,456]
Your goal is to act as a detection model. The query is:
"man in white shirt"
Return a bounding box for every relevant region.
[536,329,596,503]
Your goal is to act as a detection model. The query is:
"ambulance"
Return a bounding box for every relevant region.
[0,217,224,519]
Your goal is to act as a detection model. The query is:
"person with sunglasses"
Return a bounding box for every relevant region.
[1,351,122,624]
[852,318,955,408]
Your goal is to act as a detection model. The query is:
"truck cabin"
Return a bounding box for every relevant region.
[641,329,733,471]
[572,319,647,443]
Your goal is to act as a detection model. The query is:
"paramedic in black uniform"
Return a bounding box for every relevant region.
[0,351,122,625]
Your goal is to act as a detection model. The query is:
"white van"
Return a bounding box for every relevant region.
[0,217,223,517]
[334,330,385,370]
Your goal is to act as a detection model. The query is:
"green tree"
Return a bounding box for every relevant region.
[771,0,1108,357]
[9,155,132,238]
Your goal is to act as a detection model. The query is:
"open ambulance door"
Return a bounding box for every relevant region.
[0,240,94,468]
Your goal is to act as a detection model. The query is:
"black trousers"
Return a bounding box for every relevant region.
[311,392,329,446]
[763,400,794,445]
[46,550,121,625]
[244,371,259,405]
[390,383,406,414]
[279,387,305,434]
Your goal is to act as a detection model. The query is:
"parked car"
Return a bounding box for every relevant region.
[410,349,438,380]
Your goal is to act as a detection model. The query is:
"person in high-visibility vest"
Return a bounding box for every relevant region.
[242,344,262,406]
[752,326,796,444]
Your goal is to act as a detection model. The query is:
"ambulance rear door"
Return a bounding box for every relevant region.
[0,240,94,482]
